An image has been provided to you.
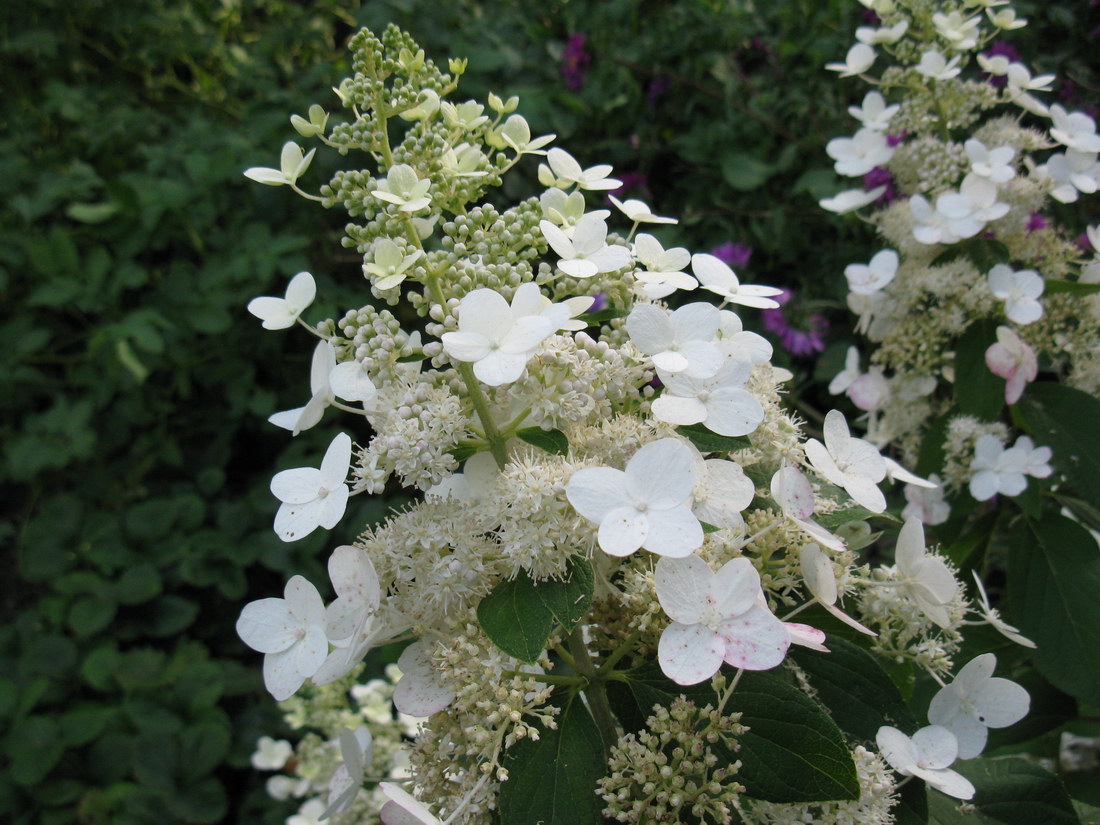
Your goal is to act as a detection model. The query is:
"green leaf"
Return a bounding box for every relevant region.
[721,152,774,191]
[65,201,119,223]
[516,426,569,456]
[954,321,1003,421]
[791,638,917,742]
[1017,383,1100,513]
[536,558,594,634]
[7,716,66,786]
[60,705,116,747]
[67,594,117,638]
[395,352,426,363]
[815,505,888,531]
[498,693,607,825]
[451,442,482,463]
[1043,279,1100,297]
[722,670,858,802]
[168,778,228,824]
[701,521,721,534]
[114,564,162,605]
[1008,513,1100,706]
[607,660,720,734]
[579,307,627,325]
[676,424,751,453]
[947,758,1080,825]
[178,723,231,784]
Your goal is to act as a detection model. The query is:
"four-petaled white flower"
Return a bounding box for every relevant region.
[537,147,622,191]
[251,736,293,770]
[655,555,791,685]
[494,114,555,156]
[971,572,1036,648]
[932,11,981,50]
[916,50,962,81]
[248,271,316,330]
[855,20,909,45]
[1040,149,1100,204]
[910,175,1010,245]
[392,640,456,717]
[540,215,632,278]
[441,287,556,386]
[876,725,975,800]
[269,341,337,435]
[804,410,887,513]
[626,302,722,378]
[566,438,703,558]
[540,189,610,234]
[845,249,898,295]
[968,434,1052,502]
[691,253,783,309]
[632,234,697,298]
[987,7,1026,29]
[826,43,875,77]
[1050,104,1100,153]
[903,474,951,526]
[987,264,1044,325]
[371,164,432,213]
[509,281,595,332]
[323,726,374,819]
[716,310,773,363]
[244,141,317,187]
[820,186,887,214]
[848,91,900,131]
[652,357,765,437]
[826,128,895,177]
[894,517,959,628]
[236,575,329,700]
[365,239,423,290]
[800,543,875,635]
[985,325,1037,404]
[928,653,1030,759]
[965,139,1016,183]
[271,433,353,541]
[609,195,677,225]
[848,367,891,412]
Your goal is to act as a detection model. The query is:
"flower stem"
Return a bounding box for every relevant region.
[595,627,642,677]
[502,670,586,686]
[568,627,619,757]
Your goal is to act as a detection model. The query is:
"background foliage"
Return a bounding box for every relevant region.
[1,0,1097,823]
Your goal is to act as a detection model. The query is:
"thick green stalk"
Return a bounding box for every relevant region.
[568,627,619,757]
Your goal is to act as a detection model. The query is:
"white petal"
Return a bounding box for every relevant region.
[800,544,838,605]
[393,642,455,716]
[658,622,725,685]
[315,485,350,530]
[913,725,958,770]
[320,433,353,486]
[441,331,491,362]
[328,545,381,606]
[625,438,698,508]
[598,506,649,557]
[274,500,322,542]
[237,598,298,653]
[567,467,632,523]
[710,557,760,618]
[456,289,513,339]
[285,575,325,625]
[974,678,1030,728]
[654,556,712,625]
[651,394,707,426]
[643,505,704,558]
[499,315,554,353]
[627,303,673,354]
[263,647,306,701]
[329,362,377,403]
[247,296,294,329]
[285,272,316,310]
[772,466,816,520]
[876,726,919,774]
[719,603,791,670]
[703,388,764,437]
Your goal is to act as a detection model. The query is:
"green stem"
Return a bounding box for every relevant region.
[502,671,586,686]
[568,628,619,757]
[595,628,642,677]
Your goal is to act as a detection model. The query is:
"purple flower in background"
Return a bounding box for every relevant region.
[761,289,828,356]
[561,34,591,91]
[711,242,753,269]
[609,170,649,199]
[1026,213,1048,233]
[887,130,908,148]
[647,75,672,107]
[864,167,897,204]
[589,292,608,313]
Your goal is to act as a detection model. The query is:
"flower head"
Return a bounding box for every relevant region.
[876,725,975,800]
[804,410,887,512]
[248,271,316,330]
[985,325,1038,403]
[244,141,317,187]
[691,253,783,309]
[928,653,1030,758]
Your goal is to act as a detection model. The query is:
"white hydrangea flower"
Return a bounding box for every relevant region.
[876,726,975,800]
[289,798,329,825]
[987,7,1026,29]
[329,355,380,405]
[987,264,1044,325]
[691,253,783,309]
[915,50,962,81]
[540,189,610,234]
[910,175,1009,245]
[829,346,863,395]
[441,99,489,131]
[540,215,632,278]
[965,139,1016,183]
[691,456,755,529]
[537,147,622,191]
[1039,149,1100,204]
[800,543,875,635]
[631,233,697,298]
[323,727,374,819]
[441,287,556,386]
[247,271,316,330]
[655,555,791,685]
[244,141,317,187]
[848,91,900,131]
[1050,104,1100,153]
[509,281,595,332]
[392,640,455,717]
[895,518,959,628]
[845,249,898,295]
[371,164,432,213]
[495,113,555,156]
[820,186,886,214]
[251,736,294,770]
[609,195,677,225]
[364,238,423,290]
[826,43,876,77]
[566,438,703,558]
[268,341,337,435]
[985,325,1038,404]
[928,653,1030,759]
[236,575,329,700]
[651,357,765,437]
[826,128,895,177]
[932,11,982,50]
[291,104,328,138]
[715,310,772,363]
[848,367,891,412]
[804,410,887,513]
[855,20,909,45]
[969,434,1052,502]
[270,432,352,541]
[626,302,722,378]
[903,474,951,526]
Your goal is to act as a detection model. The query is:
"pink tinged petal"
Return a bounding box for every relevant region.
[772,466,816,520]
[643,505,704,558]
[974,678,1030,728]
[320,433,352,486]
[805,439,845,487]
[704,388,764,437]
[598,506,649,557]
[658,622,726,685]
[285,575,325,625]
[786,622,829,652]
[719,603,791,670]
[472,351,528,386]
[558,258,600,279]
[326,597,367,642]
[271,467,323,504]
[876,726,920,774]
[567,467,632,523]
[710,557,760,617]
[237,598,298,653]
[654,556,713,624]
[651,394,708,426]
[627,304,674,354]
[913,725,958,770]
[625,438,698,507]
[263,647,307,701]
[274,500,322,542]
[457,288,513,339]
[500,316,554,353]
[441,331,491,362]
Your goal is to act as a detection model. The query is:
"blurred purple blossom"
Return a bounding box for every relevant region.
[1026,213,1048,233]
[864,167,898,204]
[761,289,828,356]
[561,34,591,91]
[887,130,908,148]
[711,242,753,269]
[609,171,649,199]
[647,75,672,107]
